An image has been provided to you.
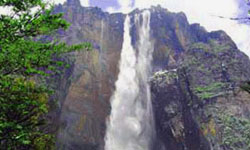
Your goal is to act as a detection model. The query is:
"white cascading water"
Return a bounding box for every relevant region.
[105,11,155,150]
[100,19,104,52]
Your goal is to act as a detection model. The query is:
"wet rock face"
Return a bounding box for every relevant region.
[150,69,210,150]
[53,1,125,150]
[50,0,250,149]
[150,69,250,150]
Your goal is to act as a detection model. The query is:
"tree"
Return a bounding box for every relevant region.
[0,0,91,149]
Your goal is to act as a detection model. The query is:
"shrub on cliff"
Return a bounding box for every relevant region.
[240,81,250,93]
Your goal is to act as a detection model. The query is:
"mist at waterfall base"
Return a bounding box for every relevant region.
[104,11,155,150]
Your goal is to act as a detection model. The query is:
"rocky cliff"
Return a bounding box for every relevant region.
[151,69,250,150]
[49,0,250,149]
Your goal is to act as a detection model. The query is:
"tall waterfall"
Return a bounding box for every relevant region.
[105,11,155,150]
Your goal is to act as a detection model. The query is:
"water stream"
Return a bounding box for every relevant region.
[104,11,155,150]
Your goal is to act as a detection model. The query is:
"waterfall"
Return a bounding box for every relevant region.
[104,10,155,150]
[100,19,104,52]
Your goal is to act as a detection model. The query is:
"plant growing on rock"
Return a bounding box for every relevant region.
[240,81,250,93]
[194,82,226,100]
[218,114,250,149]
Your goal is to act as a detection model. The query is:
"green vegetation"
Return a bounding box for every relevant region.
[164,71,178,80]
[201,119,216,137]
[218,114,250,149]
[153,70,178,83]
[189,42,210,52]
[189,40,231,54]
[240,81,250,94]
[209,40,231,53]
[194,82,225,99]
[0,0,91,149]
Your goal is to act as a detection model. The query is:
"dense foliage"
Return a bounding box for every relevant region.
[219,114,250,149]
[0,0,91,149]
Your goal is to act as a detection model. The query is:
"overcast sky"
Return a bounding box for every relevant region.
[1,0,250,57]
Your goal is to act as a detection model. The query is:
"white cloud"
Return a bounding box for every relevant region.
[106,7,117,13]
[80,0,90,6]
[109,0,250,57]
[117,0,133,13]
[107,0,133,13]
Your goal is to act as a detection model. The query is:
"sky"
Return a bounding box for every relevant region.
[0,0,250,57]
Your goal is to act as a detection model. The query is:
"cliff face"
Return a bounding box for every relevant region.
[50,0,250,149]
[53,2,124,150]
[150,69,250,150]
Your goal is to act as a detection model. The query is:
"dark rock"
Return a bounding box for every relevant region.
[66,0,81,7]
[150,69,210,150]
[150,67,250,150]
